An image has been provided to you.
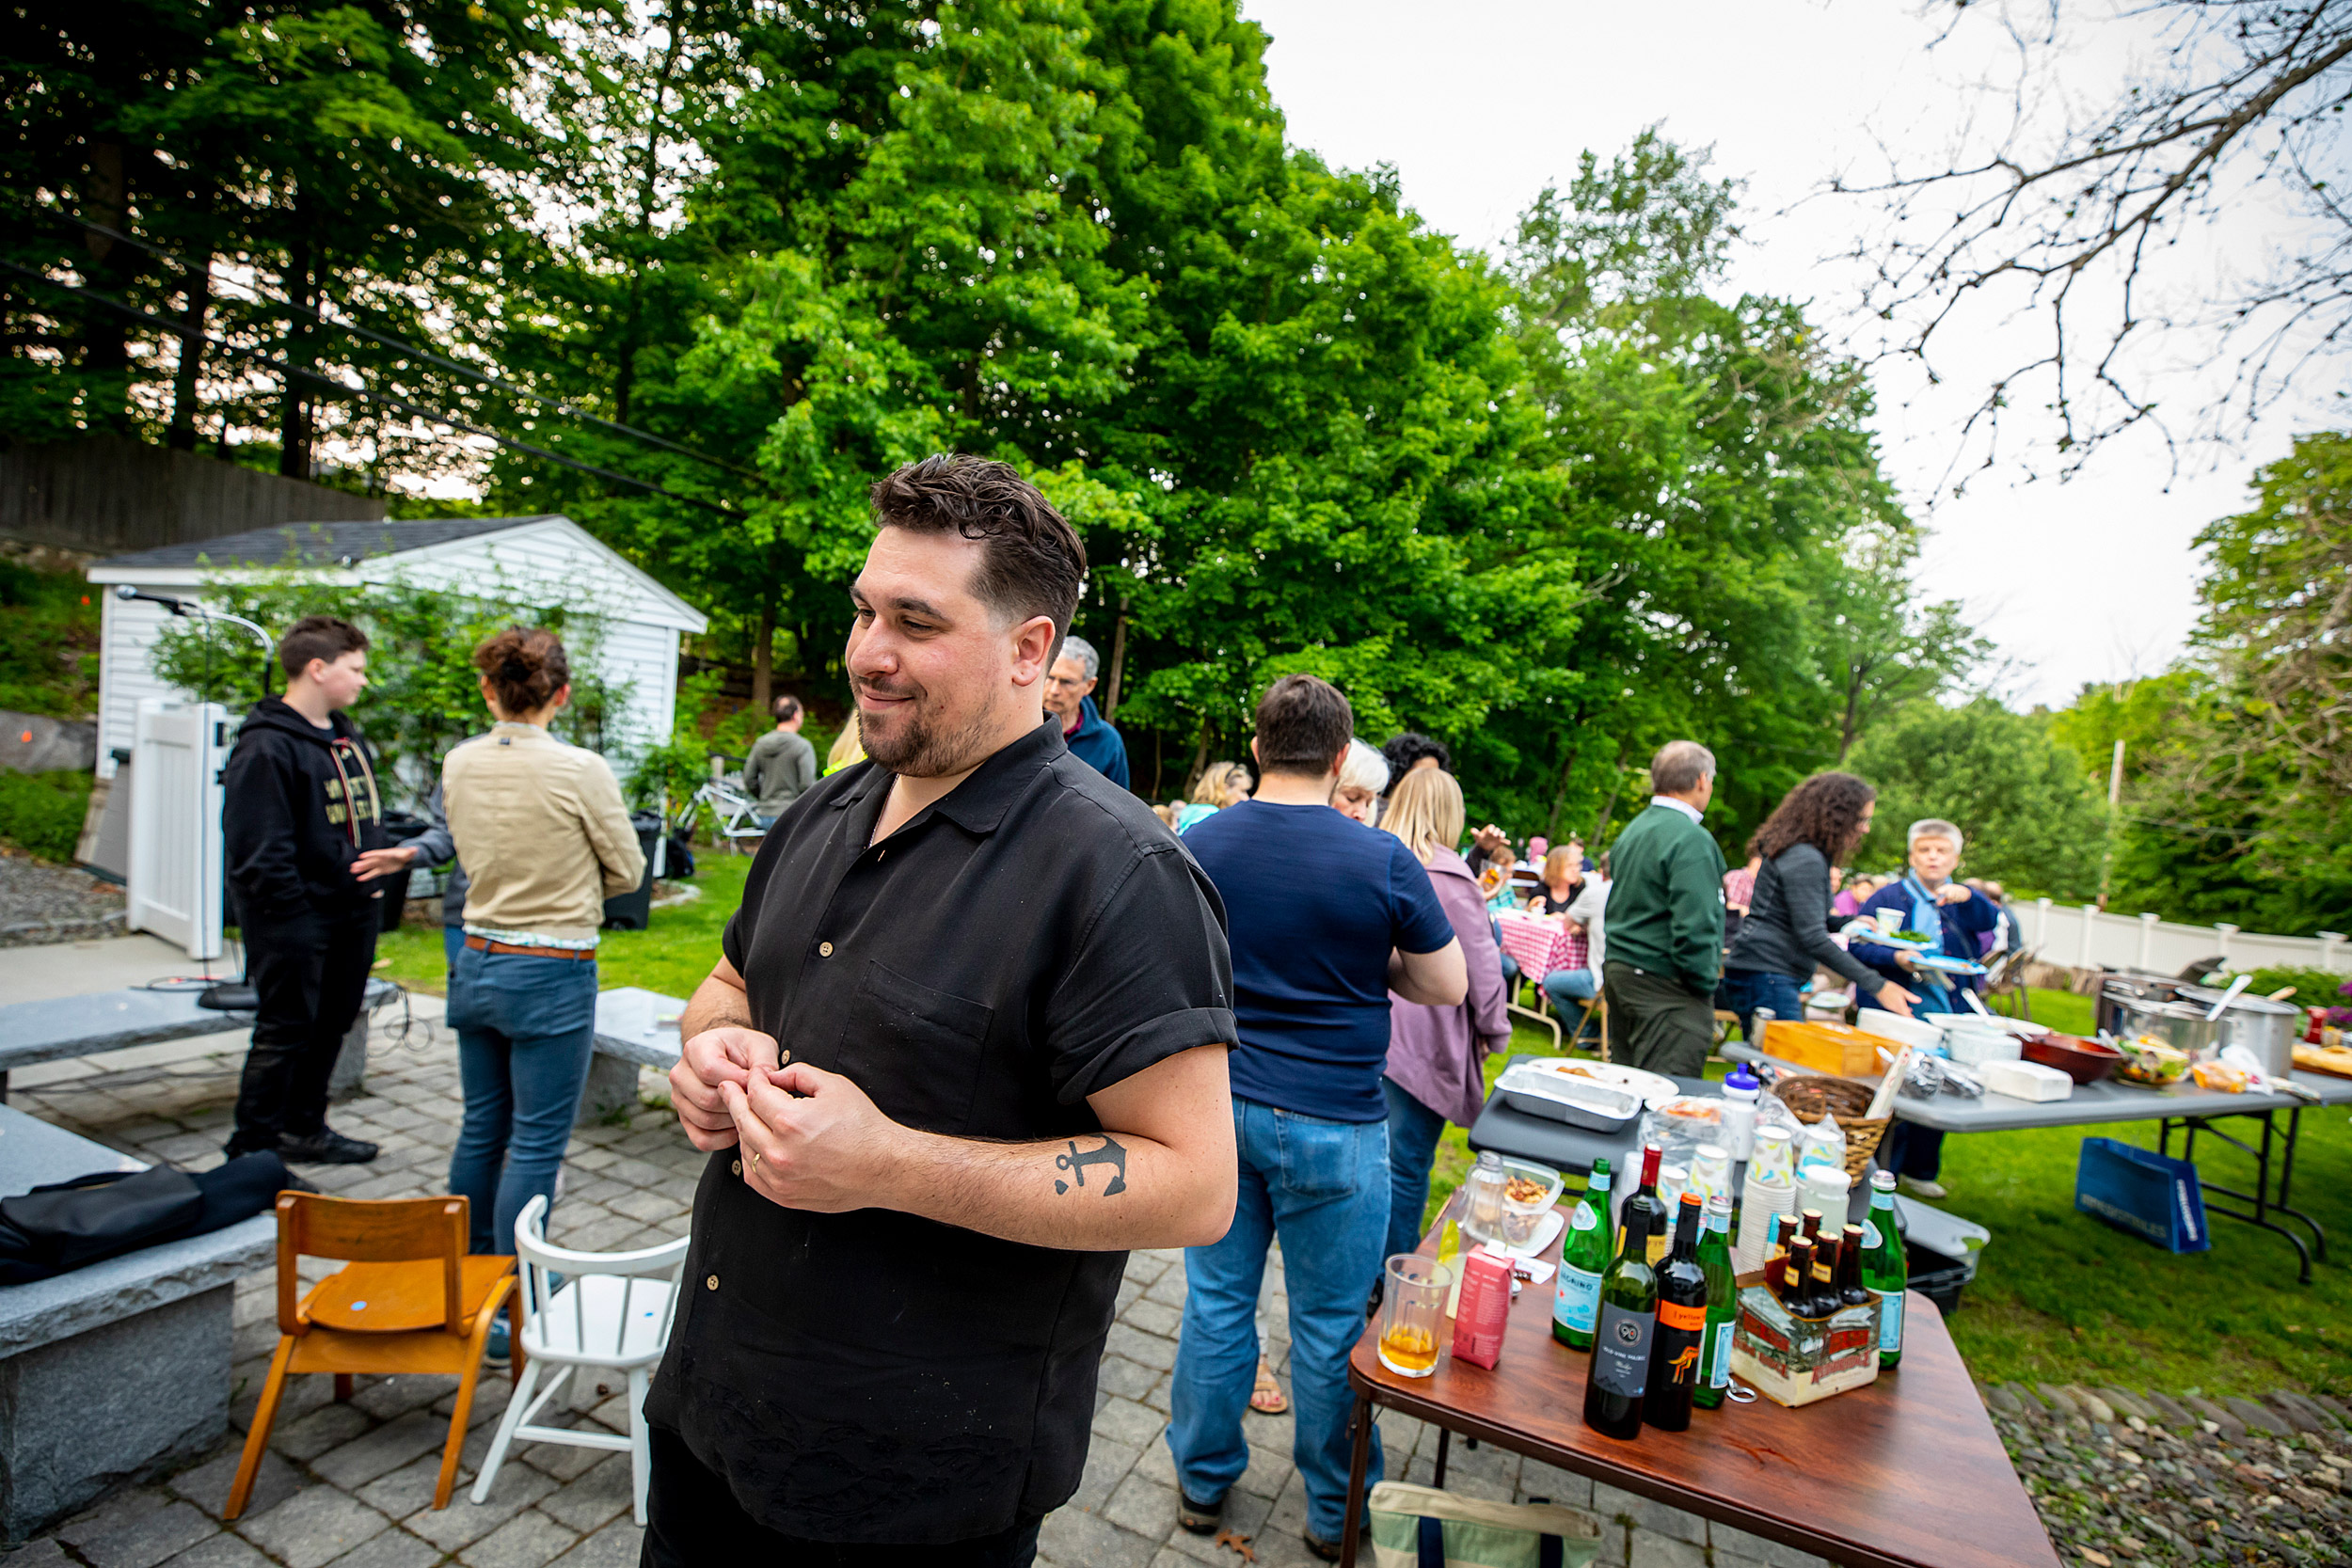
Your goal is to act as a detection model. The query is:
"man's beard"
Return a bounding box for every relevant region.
[857,681,1004,779]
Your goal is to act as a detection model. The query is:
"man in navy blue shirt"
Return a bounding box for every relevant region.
[1169,675,1465,1560]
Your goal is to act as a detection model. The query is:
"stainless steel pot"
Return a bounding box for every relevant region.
[2104,994,2226,1058]
[2176,986,2304,1077]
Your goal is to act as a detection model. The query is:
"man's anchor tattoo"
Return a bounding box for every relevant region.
[1054,1135,1129,1196]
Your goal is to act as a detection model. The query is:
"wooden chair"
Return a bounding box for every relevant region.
[470,1195,689,1525]
[225,1193,516,1520]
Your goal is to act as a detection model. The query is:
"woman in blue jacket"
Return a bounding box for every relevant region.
[1851,818,1998,1199]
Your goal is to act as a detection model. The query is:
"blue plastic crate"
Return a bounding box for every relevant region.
[2075,1136,2209,1254]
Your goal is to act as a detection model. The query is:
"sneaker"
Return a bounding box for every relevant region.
[484,1315,511,1371]
[1898,1176,1947,1200]
[277,1128,380,1165]
[1176,1490,1224,1536]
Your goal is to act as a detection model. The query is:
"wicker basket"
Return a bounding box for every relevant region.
[1771,1075,1887,1180]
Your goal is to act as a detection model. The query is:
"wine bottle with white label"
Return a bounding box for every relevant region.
[1581,1161,1660,1440]
[1552,1157,1613,1351]
[1692,1193,1737,1410]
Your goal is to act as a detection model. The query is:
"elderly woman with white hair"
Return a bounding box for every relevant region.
[1331,737,1390,823]
[1849,816,2000,1198]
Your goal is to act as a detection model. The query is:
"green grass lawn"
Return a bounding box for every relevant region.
[374,853,752,999]
[385,877,2351,1401]
[1425,988,2352,1401]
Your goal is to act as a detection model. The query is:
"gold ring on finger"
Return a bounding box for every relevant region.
[748,1148,760,1174]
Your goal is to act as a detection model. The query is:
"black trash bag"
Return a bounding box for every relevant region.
[0,1151,294,1285]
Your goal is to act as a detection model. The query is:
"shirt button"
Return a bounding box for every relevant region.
[706,1274,720,1292]
[818,942,834,957]
[730,1159,741,1178]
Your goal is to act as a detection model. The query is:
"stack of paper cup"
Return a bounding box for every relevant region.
[1801,1164,1853,1225]
[1736,1168,1797,1275]
[1750,1125,1796,1184]
[1688,1144,1734,1211]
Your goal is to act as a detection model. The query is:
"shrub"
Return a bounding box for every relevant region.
[0,769,92,863]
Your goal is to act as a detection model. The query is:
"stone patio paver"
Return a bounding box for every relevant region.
[10,989,1799,1568]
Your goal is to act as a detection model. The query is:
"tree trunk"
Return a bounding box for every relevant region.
[80,141,130,431]
[1102,600,1130,720]
[750,595,775,716]
[167,250,213,451]
[278,230,315,478]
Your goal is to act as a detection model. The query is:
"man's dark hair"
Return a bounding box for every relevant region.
[870,455,1086,645]
[1378,732,1451,797]
[278,615,368,679]
[1750,771,1876,865]
[1650,739,1716,796]
[772,694,803,722]
[1255,674,1354,777]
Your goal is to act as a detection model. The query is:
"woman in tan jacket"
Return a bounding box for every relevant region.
[442,628,644,1273]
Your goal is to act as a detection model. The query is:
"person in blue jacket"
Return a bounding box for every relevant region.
[1042,633,1129,789]
[1851,817,1998,1198]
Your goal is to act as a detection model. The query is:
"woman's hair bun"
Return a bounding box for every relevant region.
[473,626,570,716]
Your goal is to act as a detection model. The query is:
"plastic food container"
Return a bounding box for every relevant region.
[2115,1036,2191,1086]
[1945,1027,2023,1069]
[2020,1033,2123,1085]
[1855,1009,1948,1056]
[1494,1160,1564,1248]
[1494,1060,1648,1132]
[1979,1059,2074,1101]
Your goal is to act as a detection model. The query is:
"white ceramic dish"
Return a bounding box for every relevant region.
[1922,1011,2049,1039]
[1946,1028,2024,1069]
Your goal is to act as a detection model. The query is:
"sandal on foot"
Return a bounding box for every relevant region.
[1249,1361,1289,1416]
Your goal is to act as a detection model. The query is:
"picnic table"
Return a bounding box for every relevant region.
[1336,1184,2058,1568]
[1722,1043,2352,1282]
[1493,910,1587,983]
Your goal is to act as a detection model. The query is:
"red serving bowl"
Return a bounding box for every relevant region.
[2022,1033,2124,1085]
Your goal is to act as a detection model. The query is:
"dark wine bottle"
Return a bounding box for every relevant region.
[1582,1168,1661,1440]
[1799,1207,1824,1246]
[1837,1223,1870,1307]
[1645,1194,1708,1432]
[1614,1144,1664,1263]
[1765,1212,1795,1294]
[1810,1231,1842,1310]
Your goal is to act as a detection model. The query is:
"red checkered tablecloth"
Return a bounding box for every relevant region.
[1494,911,1589,984]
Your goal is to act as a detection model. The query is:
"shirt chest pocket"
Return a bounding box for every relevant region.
[834,959,995,1136]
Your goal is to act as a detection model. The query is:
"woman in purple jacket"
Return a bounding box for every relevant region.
[1378,768,1512,1262]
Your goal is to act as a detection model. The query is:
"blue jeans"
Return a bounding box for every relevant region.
[1169,1097,1390,1541]
[1380,1078,1449,1263]
[1542,966,1598,1006]
[1719,969,1804,1047]
[445,944,599,1255]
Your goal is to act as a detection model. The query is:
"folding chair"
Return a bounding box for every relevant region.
[469,1195,689,1526]
[226,1194,515,1518]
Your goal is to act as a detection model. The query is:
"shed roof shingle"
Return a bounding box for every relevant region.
[92,515,556,571]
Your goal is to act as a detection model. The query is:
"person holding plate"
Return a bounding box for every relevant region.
[1850,817,1999,1198]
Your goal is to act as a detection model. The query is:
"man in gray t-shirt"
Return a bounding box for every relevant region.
[742,695,817,826]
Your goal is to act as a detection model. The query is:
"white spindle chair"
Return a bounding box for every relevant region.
[469,1195,689,1524]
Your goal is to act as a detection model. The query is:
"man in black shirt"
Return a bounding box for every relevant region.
[650,455,1241,1566]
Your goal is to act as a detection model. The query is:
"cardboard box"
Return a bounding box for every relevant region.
[1726,1279,1882,1407]
[1758,1021,1883,1079]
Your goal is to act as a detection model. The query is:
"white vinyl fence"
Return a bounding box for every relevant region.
[126,698,230,961]
[2024,899,2347,978]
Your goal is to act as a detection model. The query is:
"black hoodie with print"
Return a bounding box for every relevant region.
[220,697,389,924]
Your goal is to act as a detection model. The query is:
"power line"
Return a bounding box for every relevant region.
[33,207,769,485]
[1,260,744,521]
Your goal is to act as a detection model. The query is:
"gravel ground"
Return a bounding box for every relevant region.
[0,848,123,947]
[1985,1380,2351,1566]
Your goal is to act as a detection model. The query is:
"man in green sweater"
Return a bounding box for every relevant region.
[1600,740,1726,1077]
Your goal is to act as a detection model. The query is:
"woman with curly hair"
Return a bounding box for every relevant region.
[1719,772,1919,1043]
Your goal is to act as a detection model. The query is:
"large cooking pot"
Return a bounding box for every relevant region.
[2175,986,2304,1078]
[2104,993,2226,1058]
[2096,972,2196,1038]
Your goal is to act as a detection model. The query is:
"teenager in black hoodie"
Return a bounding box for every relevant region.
[220,615,403,1164]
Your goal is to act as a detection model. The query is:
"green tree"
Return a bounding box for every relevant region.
[1848,700,2110,900]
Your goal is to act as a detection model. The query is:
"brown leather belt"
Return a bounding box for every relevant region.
[464,936,596,960]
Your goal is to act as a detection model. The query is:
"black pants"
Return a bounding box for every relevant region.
[230,904,378,1148]
[1601,960,1715,1079]
[641,1427,1041,1568]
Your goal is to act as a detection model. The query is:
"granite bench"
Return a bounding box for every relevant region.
[582,987,688,1126]
[0,1105,275,1541]
[0,980,400,1104]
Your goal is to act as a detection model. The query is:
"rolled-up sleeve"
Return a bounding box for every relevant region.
[1046,845,1237,1105]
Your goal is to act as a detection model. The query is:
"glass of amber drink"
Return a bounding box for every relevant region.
[1377,1255,1452,1378]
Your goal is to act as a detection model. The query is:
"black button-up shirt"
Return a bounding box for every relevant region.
[644,719,1236,1544]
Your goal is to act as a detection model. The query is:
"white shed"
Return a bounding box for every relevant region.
[86,515,708,780]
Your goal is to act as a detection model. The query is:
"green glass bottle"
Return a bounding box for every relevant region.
[1552,1158,1613,1351]
[1582,1147,1661,1440]
[1692,1193,1738,1410]
[1861,1170,1908,1369]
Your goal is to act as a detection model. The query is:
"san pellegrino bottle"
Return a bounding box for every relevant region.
[1692,1193,1738,1410]
[1582,1156,1661,1440]
[1645,1194,1708,1432]
[1862,1170,1908,1368]
[1552,1157,1613,1350]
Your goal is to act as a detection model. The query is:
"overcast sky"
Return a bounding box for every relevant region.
[1239,0,2323,709]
